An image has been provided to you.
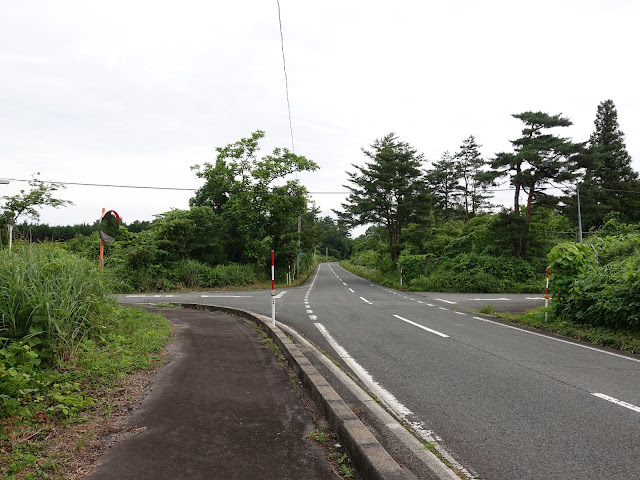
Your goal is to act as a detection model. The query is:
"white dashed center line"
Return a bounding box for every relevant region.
[393,315,450,338]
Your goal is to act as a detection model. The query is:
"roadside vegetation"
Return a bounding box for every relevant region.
[0,244,171,478]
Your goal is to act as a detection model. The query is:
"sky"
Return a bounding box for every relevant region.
[1,0,639,234]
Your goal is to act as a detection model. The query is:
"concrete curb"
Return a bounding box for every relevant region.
[179,303,414,480]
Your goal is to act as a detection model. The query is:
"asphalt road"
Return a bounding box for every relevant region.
[119,263,640,480]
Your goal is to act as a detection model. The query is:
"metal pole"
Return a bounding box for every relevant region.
[295,215,301,279]
[577,183,583,244]
[99,208,105,272]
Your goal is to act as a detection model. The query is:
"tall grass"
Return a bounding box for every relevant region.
[0,243,113,361]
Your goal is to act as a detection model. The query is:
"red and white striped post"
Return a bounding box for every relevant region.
[400,266,403,287]
[544,267,550,321]
[271,250,276,327]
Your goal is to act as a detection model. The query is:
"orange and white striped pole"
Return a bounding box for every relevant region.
[271,250,276,327]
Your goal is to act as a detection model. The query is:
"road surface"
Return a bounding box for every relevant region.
[119,263,640,480]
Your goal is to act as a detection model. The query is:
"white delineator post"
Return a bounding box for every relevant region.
[271,250,276,327]
[545,267,550,322]
[400,266,403,287]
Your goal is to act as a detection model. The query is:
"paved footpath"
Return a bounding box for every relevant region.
[89,307,338,480]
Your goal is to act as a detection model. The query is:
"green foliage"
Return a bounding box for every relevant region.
[337,133,432,260]
[492,111,584,257]
[549,221,640,330]
[0,243,113,361]
[0,243,170,426]
[190,130,318,264]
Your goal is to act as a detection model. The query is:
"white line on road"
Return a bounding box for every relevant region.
[360,297,372,305]
[454,312,467,316]
[314,323,413,417]
[343,282,347,286]
[425,303,435,307]
[307,310,313,314]
[468,298,510,301]
[525,297,546,300]
[349,288,355,293]
[435,298,457,304]
[393,315,450,338]
[309,315,317,320]
[200,295,253,298]
[592,393,640,414]
[417,301,424,304]
[275,291,287,299]
[471,316,640,364]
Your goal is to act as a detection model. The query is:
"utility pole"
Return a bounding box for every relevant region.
[577,183,583,244]
[295,215,301,279]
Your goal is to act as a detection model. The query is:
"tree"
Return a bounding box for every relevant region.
[190,130,318,264]
[425,151,461,220]
[565,100,640,230]
[455,135,494,217]
[337,133,430,261]
[492,112,583,257]
[1,174,71,248]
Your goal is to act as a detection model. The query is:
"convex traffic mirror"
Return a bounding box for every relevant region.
[99,210,121,244]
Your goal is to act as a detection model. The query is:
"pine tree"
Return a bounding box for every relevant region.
[455,135,493,218]
[337,133,430,260]
[493,112,583,257]
[425,151,461,220]
[567,100,640,230]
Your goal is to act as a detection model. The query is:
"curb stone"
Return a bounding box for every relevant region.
[178,303,415,480]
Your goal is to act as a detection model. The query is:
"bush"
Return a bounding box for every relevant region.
[549,227,640,331]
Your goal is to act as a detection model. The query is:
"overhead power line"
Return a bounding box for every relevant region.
[276,0,295,153]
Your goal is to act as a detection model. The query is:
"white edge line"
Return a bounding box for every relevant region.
[349,288,355,293]
[471,316,640,364]
[360,297,372,305]
[393,315,450,338]
[592,393,640,413]
[314,323,413,417]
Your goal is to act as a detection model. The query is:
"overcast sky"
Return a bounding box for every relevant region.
[2,0,639,232]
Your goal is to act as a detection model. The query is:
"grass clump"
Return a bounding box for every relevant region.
[0,243,171,478]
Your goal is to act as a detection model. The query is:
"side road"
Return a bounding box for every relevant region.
[88,307,338,480]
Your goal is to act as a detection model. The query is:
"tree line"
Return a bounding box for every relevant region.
[338,100,640,261]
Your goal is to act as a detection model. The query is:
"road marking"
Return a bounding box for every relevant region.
[309,315,317,320]
[349,288,355,293]
[275,291,287,299]
[435,298,457,304]
[592,393,640,414]
[307,309,313,314]
[471,316,640,364]
[200,295,252,298]
[438,307,448,311]
[525,297,546,300]
[417,301,424,304]
[343,282,347,286]
[454,312,467,316]
[425,303,435,307]
[468,298,510,301]
[314,323,412,417]
[360,297,372,305]
[393,315,450,338]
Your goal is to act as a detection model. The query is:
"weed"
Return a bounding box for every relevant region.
[309,429,330,443]
[479,304,495,315]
